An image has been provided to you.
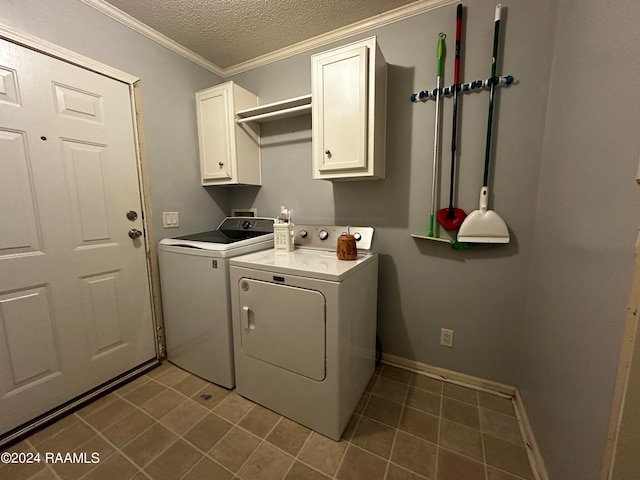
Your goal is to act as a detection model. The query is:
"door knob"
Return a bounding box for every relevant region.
[128,229,143,239]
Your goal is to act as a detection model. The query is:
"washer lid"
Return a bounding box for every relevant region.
[159,235,274,256]
[158,217,274,253]
[230,248,377,282]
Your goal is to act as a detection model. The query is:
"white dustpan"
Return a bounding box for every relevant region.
[457,186,509,243]
[457,5,509,245]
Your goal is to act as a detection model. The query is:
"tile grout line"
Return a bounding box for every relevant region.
[207,399,280,479]
[262,415,297,480]
[180,393,332,479]
[172,397,242,479]
[174,380,250,478]
[205,395,298,479]
[20,367,208,480]
[382,366,413,479]
[330,435,350,479]
[328,373,379,479]
[275,370,381,480]
[27,412,124,480]
[477,389,490,480]
[230,402,271,479]
[72,405,160,478]
[380,371,397,480]
[127,370,233,477]
[77,369,211,479]
[434,377,444,480]
[22,438,64,480]
[77,384,169,475]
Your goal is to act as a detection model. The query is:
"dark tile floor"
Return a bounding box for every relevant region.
[1,362,535,480]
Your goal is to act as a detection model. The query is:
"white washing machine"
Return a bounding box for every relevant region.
[158,217,274,388]
[229,225,378,440]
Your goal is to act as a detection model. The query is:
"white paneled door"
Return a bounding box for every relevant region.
[0,39,156,435]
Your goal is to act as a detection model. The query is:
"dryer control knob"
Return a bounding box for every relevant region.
[353,232,362,241]
[318,230,329,240]
[299,230,308,238]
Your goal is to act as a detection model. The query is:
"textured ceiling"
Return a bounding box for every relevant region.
[102,0,419,70]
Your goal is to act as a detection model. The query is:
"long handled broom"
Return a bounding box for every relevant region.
[437,3,466,231]
[457,4,509,244]
[412,33,450,243]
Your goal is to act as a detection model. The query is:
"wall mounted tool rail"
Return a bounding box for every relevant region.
[410,75,514,102]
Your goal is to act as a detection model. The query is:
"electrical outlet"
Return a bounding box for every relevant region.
[440,328,454,348]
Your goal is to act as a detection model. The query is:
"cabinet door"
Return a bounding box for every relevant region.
[313,45,369,173]
[196,86,233,181]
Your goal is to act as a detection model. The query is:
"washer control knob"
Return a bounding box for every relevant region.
[299,230,308,238]
[353,232,362,241]
[318,230,329,240]
[241,220,252,229]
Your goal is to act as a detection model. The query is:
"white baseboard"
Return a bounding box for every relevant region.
[513,390,550,480]
[381,352,516,397]
[381,353,549,480]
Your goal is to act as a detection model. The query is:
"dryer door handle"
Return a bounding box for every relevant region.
[242,305,252,330]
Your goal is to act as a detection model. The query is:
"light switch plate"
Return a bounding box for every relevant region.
[162,211,179,228]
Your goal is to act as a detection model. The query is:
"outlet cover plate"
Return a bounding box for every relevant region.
[440,328,454,348]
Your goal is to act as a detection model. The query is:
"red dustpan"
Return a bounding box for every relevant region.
[437,3,466,232]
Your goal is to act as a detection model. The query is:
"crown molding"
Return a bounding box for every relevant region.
[82,0,456,79]
[222,0,456,77]
[80,0,225,77]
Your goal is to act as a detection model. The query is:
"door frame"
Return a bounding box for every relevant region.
[0,24,162,444]
[600,229,640,479]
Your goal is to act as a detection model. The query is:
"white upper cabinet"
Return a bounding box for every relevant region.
[311,37,387,180]
[196,81,261,186]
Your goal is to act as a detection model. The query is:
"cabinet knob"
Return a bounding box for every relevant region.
[325,149,332,158]
[218,162,224,168]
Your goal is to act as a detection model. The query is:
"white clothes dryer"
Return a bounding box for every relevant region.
[229,225,378,440]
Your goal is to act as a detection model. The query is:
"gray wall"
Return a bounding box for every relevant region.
[3,1,639,478]
[1,0,227,244]
[229,0,557,385]
[518,0,640,478]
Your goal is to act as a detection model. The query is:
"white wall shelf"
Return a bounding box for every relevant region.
[236,94,312,124]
